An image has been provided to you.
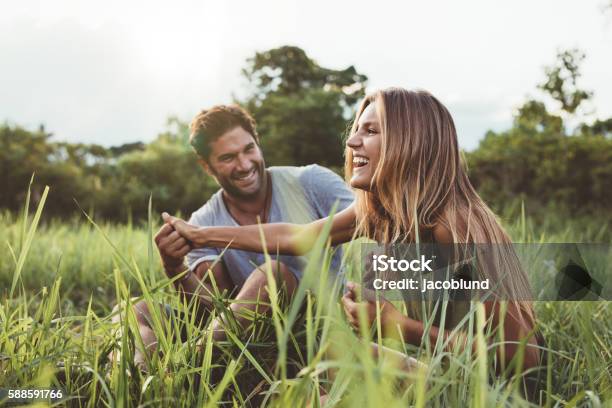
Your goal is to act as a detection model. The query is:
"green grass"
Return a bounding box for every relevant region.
[0,197,611,407]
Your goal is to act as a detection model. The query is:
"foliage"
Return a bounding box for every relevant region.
[241,46,368,168]
[0,198,611,407]
[537,48,592,116]
[242,45,367,108]
[0,119,217,221]
[253,89,348,168]
[105,120,214,221]
[1,46,611,222]
[0,124,98,217]
[466,48,612,219]
[466,120,612,218]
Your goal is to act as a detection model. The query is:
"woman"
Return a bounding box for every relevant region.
[165,87,541,371]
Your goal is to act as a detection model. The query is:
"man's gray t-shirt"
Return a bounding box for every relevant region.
[186,165,354,287]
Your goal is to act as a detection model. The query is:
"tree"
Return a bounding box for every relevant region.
[538,48,592,116]
[0,124,96,215]
[536,48,612,139]
[579,118,612,138]
[109,142,145,157]
[0,124,54,210]
[241,46,368,169]
[465,47,612,217]
[102,118,216,220]
[242,46,367,109]
[514,100,564,135]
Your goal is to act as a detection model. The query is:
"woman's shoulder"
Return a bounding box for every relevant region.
[431,222,453,244]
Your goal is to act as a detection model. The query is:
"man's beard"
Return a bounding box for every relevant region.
[216,160,266,199]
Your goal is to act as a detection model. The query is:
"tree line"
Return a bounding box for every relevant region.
[1,46,610,222]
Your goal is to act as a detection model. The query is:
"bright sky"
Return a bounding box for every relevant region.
[1,0,611,150]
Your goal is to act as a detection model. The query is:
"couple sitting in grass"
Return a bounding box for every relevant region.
[118,87,541,389]
[119,104,354,367]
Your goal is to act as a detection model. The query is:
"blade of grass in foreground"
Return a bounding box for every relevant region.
[147,194,155,284]
[20,173,33,250]
[10,184,49,297]
[471,302,488,408]
[275,203,339,380]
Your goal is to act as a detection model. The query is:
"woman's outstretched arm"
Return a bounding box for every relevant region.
[162,203,357,256]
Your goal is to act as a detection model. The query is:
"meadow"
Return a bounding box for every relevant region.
[0,195,610,407]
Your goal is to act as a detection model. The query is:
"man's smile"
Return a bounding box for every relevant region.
[232,167,258,184]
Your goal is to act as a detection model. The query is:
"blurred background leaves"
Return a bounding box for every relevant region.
[1,45,610,224]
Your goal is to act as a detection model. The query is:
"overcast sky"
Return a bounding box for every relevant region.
[1,0,611,150]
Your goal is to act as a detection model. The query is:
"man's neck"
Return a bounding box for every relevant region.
[222,170,271,224]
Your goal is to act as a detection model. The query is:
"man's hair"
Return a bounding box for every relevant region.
[189,104,259,160]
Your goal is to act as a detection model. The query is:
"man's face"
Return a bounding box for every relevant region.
[202,126,266,198]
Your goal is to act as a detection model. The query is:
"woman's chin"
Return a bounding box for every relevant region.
[350,176,371,191]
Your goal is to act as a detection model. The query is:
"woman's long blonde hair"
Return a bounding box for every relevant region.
[345,87,534,321]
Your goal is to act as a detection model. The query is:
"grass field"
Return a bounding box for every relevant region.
[0,196,611,407]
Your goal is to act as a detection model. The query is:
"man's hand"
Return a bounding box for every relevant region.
[341,281,406,337]
[154,222,191,277]
[161,212,204,247]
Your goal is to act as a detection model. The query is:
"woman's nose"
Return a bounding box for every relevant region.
[346,133,362,148]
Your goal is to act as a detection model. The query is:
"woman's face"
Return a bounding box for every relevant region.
[346,103,382,191]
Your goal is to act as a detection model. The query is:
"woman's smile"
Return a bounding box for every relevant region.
[346,103,381,190]
[352,155,370,168]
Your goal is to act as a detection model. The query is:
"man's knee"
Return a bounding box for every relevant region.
[112,298,154,327]
[248,261,298,295]
[133,300,153,325]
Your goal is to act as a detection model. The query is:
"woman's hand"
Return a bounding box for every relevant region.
[341,282,407,338]
[162,212,206,247]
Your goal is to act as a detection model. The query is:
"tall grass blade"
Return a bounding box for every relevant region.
[10,185,49,297]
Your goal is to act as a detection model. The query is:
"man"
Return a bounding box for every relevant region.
[123,104,353,367]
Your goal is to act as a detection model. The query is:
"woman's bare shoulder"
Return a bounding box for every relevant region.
[432,222,453,244]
